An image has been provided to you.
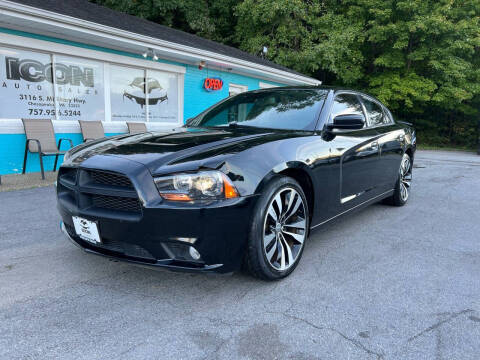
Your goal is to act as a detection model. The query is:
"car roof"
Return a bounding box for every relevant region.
[250,85,358,93]
[250,86,386,106]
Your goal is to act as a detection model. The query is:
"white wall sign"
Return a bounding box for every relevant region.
[0,47,55,118]
[0,47,105,120]
[55,55,105,121]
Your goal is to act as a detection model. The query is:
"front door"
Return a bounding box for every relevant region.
[327,93,381,210]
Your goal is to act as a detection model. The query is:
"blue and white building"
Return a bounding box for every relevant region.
[0,0,319,175]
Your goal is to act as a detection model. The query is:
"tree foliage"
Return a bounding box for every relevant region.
[93,0,480,148]
[92,0,240,44]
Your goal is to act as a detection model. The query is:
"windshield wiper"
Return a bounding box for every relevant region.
[228,121,256,128]
[196,122,255,130]
[206,122,247,128]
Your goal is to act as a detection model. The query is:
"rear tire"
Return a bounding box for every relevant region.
[386,152,412,206]
[245,176,309,281]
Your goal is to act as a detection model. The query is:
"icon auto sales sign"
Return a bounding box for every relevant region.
[203,77,223,92]
[0,47,104,120]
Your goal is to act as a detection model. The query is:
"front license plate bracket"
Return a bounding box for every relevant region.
[72,216,101,244]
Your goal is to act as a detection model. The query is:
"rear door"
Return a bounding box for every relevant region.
[359,95,404,190]
[327,93,381,210]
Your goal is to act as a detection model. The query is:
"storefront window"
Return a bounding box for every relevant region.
[110,65,147,122]
[0,47,55,118]
[54,55,105,121]
[147,69,178,123]
[0,46,180,124]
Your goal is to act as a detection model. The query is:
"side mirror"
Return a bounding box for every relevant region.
[328,114,365,131]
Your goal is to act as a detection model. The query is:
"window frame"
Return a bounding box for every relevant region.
[359,94,394,128]
[383,106,395,125]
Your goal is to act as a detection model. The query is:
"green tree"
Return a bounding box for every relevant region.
[235,0,480,148]
[355,0,480,147]
[94,0,480,148]
[92,0,241,44]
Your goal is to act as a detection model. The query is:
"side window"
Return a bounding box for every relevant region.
[362,96,386,126]
[384,107,394,124]
[331,93,364,121]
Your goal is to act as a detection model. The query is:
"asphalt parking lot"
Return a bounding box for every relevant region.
[1,150,479,360]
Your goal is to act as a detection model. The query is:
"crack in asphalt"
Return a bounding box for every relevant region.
[407,309,474,342]
[278,312,385,359]
[200,336,230,360]
[262,294,385,358]
[117,341,146,358]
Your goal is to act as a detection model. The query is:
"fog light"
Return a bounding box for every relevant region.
[189,246,201,260]
[162,242,202,261]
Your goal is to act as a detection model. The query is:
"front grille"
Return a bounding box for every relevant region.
[64,223,154,261]
[86,170,134,189]
[97,239,155,261]
[79,170,141,214]
[124,243,155,260]
[58,167,142,215]
[59,167,78,185]
[57,168,77,205]
[99,238,124,253]
[98,239,155,260]
[91,194,141,212]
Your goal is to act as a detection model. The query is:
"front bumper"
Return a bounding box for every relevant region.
[57,156,258,273]
[61,222,225,272]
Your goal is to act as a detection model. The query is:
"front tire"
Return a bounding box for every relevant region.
[245,176,309,280]
[387,152,412,206]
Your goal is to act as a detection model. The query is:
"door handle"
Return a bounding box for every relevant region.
[371,141,379,150]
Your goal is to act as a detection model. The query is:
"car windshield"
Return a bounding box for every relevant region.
[187,89,327,131]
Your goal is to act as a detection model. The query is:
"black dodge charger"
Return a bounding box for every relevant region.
[57,87,415,280]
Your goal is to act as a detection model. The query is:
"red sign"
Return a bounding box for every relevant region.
[204,77,223,91]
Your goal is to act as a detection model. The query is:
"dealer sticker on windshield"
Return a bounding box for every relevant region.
[72,216,101,244]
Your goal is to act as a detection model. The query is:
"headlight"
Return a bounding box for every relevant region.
[154,171,239,201]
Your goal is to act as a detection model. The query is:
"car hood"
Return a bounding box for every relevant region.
[68,127,307,174]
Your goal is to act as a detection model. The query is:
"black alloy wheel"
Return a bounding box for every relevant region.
[386,152,412,206]
[245,176,309,280]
